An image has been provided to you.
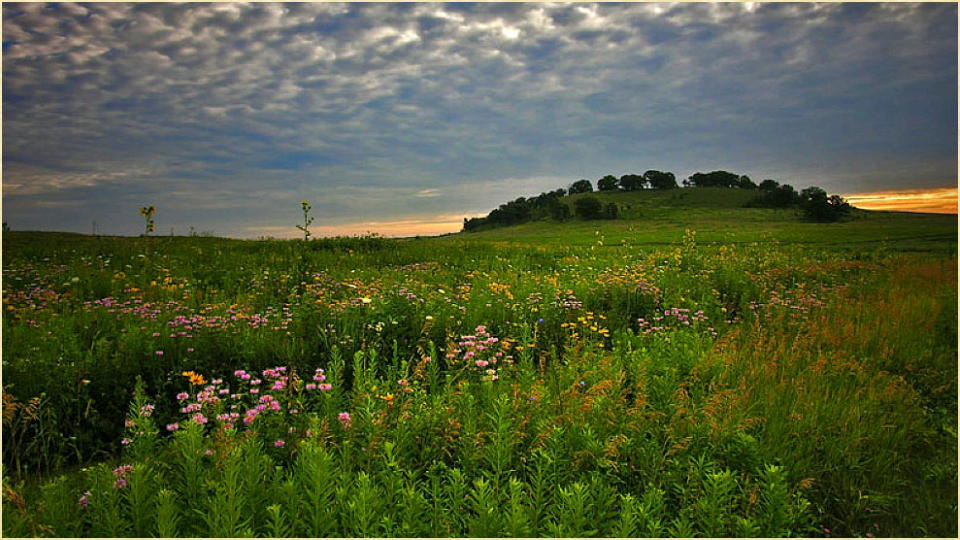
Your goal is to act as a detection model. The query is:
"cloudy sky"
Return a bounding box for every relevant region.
[3,2,957,237]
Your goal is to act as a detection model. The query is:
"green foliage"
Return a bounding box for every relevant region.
[1,213,957,537]
[574,196,604,220]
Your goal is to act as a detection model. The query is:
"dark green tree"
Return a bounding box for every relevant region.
[604,203,619,219]
[569,179,594,194]
[801,187,851,222]
[644,170,678,190]
[758,179,780,191]
[684,171,741,188]
[747,183,799,208]
[597,175,620,192]
[619,174,646,191]
[738,175,757,189]
[574,196,603,219]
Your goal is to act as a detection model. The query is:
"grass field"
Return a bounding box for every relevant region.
[2,191,957,537]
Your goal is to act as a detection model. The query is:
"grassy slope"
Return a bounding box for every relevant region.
[448,188,958,252]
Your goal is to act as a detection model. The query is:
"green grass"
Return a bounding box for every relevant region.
[2,193,956,537]
[456,188,957,251]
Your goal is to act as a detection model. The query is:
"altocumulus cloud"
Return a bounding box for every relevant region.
[3,2,956,236]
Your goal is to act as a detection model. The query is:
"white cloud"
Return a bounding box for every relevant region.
[3,2,955,236]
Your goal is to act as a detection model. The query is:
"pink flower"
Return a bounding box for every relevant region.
[338,412,351,427]
[167,423,179,431]
[275,439,285,448]
[176,392,189,400]
[156,350,164,356]
[78,491,91,509]
[305,383,317,391]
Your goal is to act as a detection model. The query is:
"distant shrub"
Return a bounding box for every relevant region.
[574,196,603,220]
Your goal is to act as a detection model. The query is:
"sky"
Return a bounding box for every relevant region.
[3,2,957,238]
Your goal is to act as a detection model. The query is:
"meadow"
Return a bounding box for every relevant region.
[2,197,957,537]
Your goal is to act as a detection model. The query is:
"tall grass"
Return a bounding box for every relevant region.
[2,228,956,537]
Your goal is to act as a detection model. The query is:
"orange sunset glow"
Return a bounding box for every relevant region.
[844,187,958,214]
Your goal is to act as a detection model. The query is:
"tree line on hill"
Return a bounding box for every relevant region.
[462,170,851,232]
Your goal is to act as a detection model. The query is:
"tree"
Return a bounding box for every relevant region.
[747,183,799,208]
[685,171,740,188]
[738,175,757,189]
[597,175,620,192]
[569,179,594,195]
[644,170,678,190]
[574,196,603,219]
[801,187,850,222]
[604,203,619,219]
[619,174,646,191]
[758,179,779,191]
[550,203,571,221]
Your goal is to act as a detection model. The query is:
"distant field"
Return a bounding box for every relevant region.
[2,194,956,538]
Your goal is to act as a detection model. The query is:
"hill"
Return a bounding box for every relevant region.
[454,187,958,253]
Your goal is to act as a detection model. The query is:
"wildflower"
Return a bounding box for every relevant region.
[78,491,92,509]
[192,413,207,425]
[182,371,206,385]
[205,449,213,456]
[275,439,285,448]
[305,383,317,391]
[114,478,127,489]
[176,392,190,400]
[167,423,179,431]
[121,438,131,445]
[156,350,164,356]
[338,412,351,427]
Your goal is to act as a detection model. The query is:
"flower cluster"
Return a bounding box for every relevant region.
[112,464,132,489]
[447,325,504,381]
[557,291,583,310]
[638,307,717,338]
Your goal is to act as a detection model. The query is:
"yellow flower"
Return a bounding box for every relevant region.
[182,371,206,386]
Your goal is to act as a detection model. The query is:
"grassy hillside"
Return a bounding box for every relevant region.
[455,187,958,252]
